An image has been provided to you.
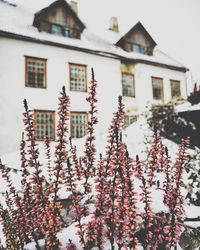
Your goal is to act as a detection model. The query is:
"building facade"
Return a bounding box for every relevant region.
[0,0,188,155]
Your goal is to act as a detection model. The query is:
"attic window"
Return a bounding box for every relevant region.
[64,28,70,37]
[51,24,63,36]
[50,23,72,37]
[39,20,81,38]
[133,43,147,55]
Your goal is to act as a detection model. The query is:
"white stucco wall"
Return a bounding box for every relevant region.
[0,37,187,155]
[123,63,187,114]
[0,38,121,154]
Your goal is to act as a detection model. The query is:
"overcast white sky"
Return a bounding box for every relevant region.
[10,0,200,89]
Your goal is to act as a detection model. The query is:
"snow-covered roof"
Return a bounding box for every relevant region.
[175,102,200,113]
[116,21,157,47]
[0,0,187,71]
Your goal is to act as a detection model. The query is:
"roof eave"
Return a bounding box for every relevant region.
[0,30,188,73]
[121,57,188,72]
[0,30,118,59]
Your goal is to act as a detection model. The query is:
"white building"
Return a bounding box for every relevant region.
[0,0,188,155]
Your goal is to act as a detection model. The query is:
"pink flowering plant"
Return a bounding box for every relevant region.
[0,69,190,250]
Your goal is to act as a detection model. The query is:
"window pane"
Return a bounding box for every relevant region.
[70,65,86,92]
[37,73,44,88]
[28,72,35,87]
[152,77,163,100]
[39,19,81,39]
[71,113,87,138]
[64,28,70,37]
[51,24,63,36]
[122,74,135,97]
[133,43,147,54]
[171,80,181,98]
[35,111,54,140]
[133,44,140,53]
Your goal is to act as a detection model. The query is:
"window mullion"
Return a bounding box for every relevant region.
[35,60,38,87]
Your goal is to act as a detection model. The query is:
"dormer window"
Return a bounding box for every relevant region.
[38,20,81,38]
[133,43,147,54]
[49,22,79,38]
[51,23,63,36]
[116,22,156,55]
[64,28,70,37]
[33,0,85,40]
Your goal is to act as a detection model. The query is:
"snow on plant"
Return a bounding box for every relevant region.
[185,147,200,206]
[0,69,190,250]
[0,168,22,249]
[164,138,189,249]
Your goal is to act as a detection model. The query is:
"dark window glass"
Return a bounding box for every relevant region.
[171,80,181,99]
[51,24,63,36]
[152,77,163,101]
[133,43,147,54]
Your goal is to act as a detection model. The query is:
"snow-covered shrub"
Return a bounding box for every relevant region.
[146,104,194,142]
[146,103,200,208]
[185,148,200,206]
[0,69,190,250]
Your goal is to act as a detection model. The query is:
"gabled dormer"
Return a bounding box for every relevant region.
[116,22,156,55]
[33,0,85,39]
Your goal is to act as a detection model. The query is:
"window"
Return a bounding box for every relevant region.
[122,73,135,97]
[152,77,164,101]
[51,24,63,36]
[38,20,81,39]
[133,43,147,54]
[64,27,70,37]
[124,115,137,128]
[71,112,87,138]
[25,57,47,88]
[69,64,87,92]
[50,23,73,37]
[170,80,181,99]
[34,111,55,140]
